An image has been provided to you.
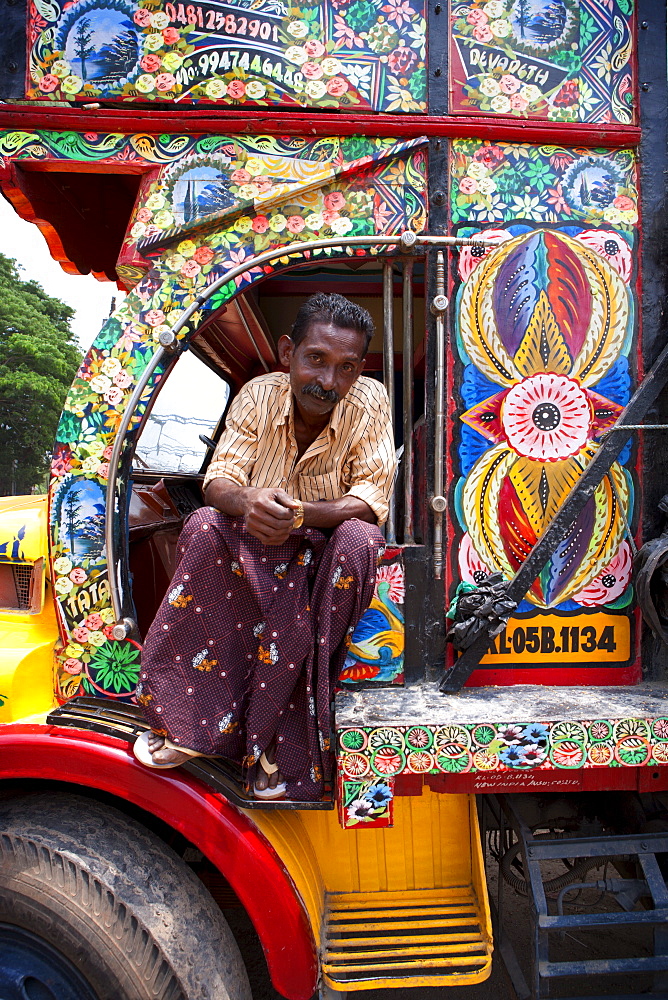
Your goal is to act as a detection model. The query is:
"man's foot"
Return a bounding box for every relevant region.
[254,744,286,799]
[147,732,195,766]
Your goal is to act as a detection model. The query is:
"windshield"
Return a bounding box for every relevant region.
[133,350,229,475]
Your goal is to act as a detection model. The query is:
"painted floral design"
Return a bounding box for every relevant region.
[552,740,586,767]
[405,726,433,749]
[371,746,405,776]
[588,742,613,765]
[651,743,668,764]
[458,226,511,281]
[449,0,634,125]
[375,563,405,603]
[589,720,612,741]
[501,374,591,461]
[123,136,426,288]
[575,230,633,282]
[572,540,633,607]
[340,777,393,828]
[614,718,649,741]
[86,638,142,696]
[615,737,650,767]
[369,727,405,750]
[653,719,668,742]
[458,532,491,586]
[28,0,426,111]
[457,226,632,608]
[451,142,638,232]
[341,752,370,777]
[407,751,434,772]
[340,728,367,750]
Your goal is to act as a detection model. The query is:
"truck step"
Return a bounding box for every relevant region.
[46,697,332,810]
[321,887,492,990]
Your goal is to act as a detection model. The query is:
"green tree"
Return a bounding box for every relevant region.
[0,254,81,495]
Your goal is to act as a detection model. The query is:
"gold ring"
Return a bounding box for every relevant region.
[292,502,304,529]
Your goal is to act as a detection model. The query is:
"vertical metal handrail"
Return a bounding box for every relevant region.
[402,257,415,543]
[383,259,397,544]
[431,252,448,579]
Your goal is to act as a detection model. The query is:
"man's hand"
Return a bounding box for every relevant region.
[203,477,377,543]
[242,488,300,545]
[205,478,301,544]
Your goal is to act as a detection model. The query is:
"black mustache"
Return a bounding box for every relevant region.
[302,384,339,404]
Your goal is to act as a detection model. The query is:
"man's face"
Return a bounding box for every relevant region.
[278,321,367,420]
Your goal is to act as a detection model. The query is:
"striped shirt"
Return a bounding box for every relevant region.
[203,372,396,524]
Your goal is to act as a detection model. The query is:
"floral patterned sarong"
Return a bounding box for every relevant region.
[139,507,384,801]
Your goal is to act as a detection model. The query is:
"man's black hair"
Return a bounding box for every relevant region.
[290,293,374,355]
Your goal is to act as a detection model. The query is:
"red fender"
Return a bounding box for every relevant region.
[0,724,318,1000]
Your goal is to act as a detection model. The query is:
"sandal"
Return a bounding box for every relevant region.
[133,731,214,770]
[253,751,287,800]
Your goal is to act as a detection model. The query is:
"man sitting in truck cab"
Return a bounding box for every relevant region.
[134,293,396,801]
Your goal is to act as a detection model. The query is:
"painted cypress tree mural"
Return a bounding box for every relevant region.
[63,489,83,553]
[73,17,95,80]
[183,179,197,224]
[515,0,531,37]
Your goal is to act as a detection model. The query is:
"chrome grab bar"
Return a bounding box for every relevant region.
[105,232,497,631]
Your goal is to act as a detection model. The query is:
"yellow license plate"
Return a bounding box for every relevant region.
[480,613,630,663]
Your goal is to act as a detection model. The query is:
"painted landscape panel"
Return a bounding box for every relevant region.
[449,0,635,123]
[27,0,427,111]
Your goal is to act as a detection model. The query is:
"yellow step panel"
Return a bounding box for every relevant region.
[322,886,492,990]
[248,788,493,989]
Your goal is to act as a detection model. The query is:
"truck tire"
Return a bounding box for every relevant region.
[0,792,253,1000]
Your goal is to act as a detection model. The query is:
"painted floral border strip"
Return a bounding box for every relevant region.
[451,139,638,231]
[338,718,668,777]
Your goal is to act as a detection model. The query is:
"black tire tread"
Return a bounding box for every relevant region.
[0,792,252,1000]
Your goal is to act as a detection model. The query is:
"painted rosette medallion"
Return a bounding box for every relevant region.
[458,228,632,611]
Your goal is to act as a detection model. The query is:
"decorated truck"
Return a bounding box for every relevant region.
[1,0,668,997]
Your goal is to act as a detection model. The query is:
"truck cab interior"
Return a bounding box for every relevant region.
[128,257,425,644]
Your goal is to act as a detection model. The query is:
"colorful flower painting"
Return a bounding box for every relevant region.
[450,141,638,642]
[338,773,394,828]
[28,0,426,112]
[449,0,634,124]
[451,141,638,230]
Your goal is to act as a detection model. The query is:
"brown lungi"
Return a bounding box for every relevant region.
[139,507,384,800]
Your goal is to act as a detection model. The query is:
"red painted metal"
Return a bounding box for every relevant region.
[391,765,668,796]
[0,160,138,282]
[0,724,319,1000]
[465,666,640,687]
[0,105,641,147]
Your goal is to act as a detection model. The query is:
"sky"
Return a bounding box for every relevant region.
[0,195,125,352]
